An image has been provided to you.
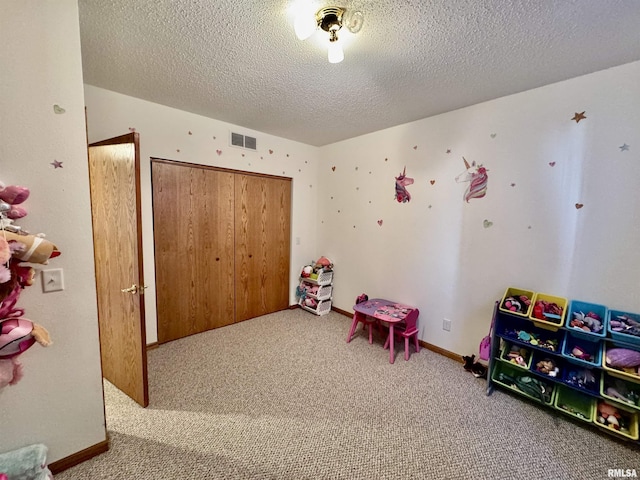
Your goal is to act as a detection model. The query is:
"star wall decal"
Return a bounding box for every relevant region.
[51,160,63,169]
[571,111,587,123]
[619,143,630,152]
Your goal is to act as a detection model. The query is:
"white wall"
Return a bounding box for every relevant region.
[0,0,105,464]
[84,86,321,344]
[317,61,640,357]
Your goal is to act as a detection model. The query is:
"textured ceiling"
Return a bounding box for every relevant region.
[78,0,640,146]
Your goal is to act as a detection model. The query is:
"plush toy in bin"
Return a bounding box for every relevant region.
[502,295,530,314]
[596,401,632,433]
[606,348,640,376]
[535,358,559,377]
[314,256,333,272]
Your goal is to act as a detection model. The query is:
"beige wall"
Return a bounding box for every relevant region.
[317,61,640,357]
[0,0,105,463]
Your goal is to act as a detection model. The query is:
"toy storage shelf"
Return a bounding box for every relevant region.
[487,298,640,444]
[297,268,333,316]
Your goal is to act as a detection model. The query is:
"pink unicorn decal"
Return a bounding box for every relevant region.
[394,167,414,203]
[455,157,488,202]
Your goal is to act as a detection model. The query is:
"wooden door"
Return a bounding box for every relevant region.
[235,174,291,322]
[152,160,235,343]
[88,133,148,407]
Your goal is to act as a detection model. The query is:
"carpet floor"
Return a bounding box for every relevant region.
[55,309,638,479]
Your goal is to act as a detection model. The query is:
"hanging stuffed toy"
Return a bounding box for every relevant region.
[0,177,58,389]
[0,181,30,220]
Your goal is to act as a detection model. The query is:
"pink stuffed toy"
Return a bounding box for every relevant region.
[0,237,10,284]
[0,317,51,359]
[0,181,30,220]
[0,357,23,389]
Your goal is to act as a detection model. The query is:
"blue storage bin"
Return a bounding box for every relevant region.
[562,331,602,368]
[496,313,563,353]
[565,300,608,341]
[607,310,640,348]
[562,364,600,394]
[531,350,563,380]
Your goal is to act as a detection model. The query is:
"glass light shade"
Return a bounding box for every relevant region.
[327,41,344,63]
[294,13,317,40]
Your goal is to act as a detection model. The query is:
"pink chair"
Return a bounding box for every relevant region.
[346,294,383,344]
[383,308,420,361]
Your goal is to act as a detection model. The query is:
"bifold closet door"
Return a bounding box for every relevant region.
[235,174,291,322]
[152,161,235,343]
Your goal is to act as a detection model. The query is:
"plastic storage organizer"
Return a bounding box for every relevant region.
[297,266,333,316]
[488,288,640,444]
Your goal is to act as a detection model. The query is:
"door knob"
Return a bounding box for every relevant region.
[121,284,138,294]
[121,284,149,295]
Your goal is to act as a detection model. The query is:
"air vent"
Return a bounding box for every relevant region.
[244,136,257,150]
[231,132,244,147]
[230,132,257,151]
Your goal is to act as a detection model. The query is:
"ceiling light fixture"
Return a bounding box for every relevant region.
[295,5,364,63]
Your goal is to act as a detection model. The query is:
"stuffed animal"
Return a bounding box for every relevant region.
[606,348,640,375]
[536,358,559,377]
[1,231,59,265]
[314,256,333,272]
[0,317,50,389]
[0,357,23,389]
[0,237,11,285]
[0,318,51,359]
[0,181,30,220]
[303,297,318,308]
[462,354,487,378]
[597,402,623,430]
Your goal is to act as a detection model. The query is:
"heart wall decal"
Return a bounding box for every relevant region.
[575,203,584,209]
[483,219,493,228]
[377,219,383,226]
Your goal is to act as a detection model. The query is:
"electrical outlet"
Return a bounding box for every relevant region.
[42,268,64,293]
[443,318,452,332]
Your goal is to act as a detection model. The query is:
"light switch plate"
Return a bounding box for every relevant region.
[42,268,64,293]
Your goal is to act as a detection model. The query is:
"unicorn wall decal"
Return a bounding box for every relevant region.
[394,167,414,203]
[455,157,488,203]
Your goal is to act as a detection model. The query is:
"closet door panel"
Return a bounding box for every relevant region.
[235,174,291,322]
[152,161,235,343]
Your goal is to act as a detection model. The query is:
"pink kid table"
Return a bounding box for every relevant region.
[347,298,419,364]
